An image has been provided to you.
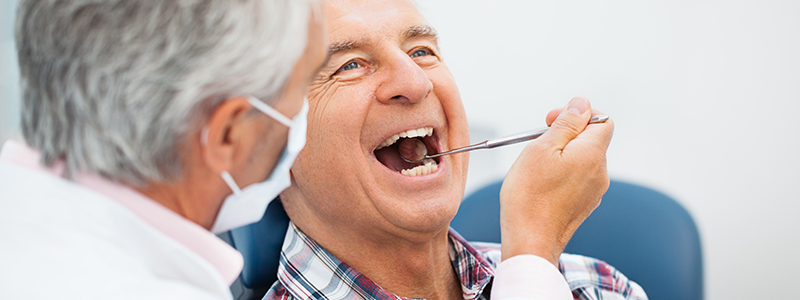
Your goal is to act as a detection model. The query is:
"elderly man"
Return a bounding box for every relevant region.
[0,1,326,299]
[268,0,648,300]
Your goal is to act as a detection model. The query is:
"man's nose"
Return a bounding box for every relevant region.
[375,51,433,104]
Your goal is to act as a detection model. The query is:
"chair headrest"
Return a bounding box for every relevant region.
[228,198,289,289]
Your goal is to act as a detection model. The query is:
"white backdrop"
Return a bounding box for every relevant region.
[2,1,799,299]
[1,0,20,144]
[417,1,800,300]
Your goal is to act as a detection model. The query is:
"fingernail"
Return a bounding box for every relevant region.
[567,97,589,115]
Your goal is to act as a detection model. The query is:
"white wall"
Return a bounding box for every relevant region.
[2,1,798,299]
[417,0,800,299]
[1,0,20,145]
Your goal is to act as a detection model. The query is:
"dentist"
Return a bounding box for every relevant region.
[0,0,326,299]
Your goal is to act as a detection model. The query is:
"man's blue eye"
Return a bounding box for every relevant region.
[410,49,429,58]
[341,61,361,71]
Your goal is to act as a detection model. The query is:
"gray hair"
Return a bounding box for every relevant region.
[16,0,315,186]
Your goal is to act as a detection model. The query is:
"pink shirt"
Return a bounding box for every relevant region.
[0,140,243,286]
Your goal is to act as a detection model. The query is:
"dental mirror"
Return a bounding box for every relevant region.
[399,114,610,163]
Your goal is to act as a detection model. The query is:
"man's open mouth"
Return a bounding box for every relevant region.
[374,127,440,176]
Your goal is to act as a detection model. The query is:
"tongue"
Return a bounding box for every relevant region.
[375,144,421,172]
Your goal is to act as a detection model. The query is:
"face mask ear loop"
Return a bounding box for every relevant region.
[204,128,244,197]
[220,171,243,196]
[247,96,292,127]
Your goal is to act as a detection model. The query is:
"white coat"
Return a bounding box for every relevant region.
[0,160,234,300]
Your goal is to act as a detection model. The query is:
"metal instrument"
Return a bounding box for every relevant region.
[400,114,610,163]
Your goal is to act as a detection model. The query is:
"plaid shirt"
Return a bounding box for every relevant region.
[264,223,647,300]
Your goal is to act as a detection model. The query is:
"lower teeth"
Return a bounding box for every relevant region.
[400,158,438,176]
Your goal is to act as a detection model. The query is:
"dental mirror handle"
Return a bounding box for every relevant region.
[425,114,609,159]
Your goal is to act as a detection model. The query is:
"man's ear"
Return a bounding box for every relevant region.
[202,96,258,174]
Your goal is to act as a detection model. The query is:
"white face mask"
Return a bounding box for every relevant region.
[209,96,308,234]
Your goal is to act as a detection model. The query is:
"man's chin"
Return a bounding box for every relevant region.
[367,185,464,238]
[382,211,458,242]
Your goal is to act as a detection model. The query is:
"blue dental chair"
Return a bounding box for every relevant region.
[450,179,704,300]
[222,180,703,300]
[220,199,289,300]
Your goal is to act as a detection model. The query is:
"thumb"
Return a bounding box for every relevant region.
[540,97,592,150]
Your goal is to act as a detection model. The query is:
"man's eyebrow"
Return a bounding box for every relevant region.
[328,38,367,56]
[403,25,438,42]
[326,25,438,57]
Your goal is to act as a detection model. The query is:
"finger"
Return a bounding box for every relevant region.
[565,116,615,154]
[538,97,592,150]
[545,107,562,126]
[547,108,604,127]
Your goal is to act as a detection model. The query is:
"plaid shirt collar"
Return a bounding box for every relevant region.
[276,222,496,300]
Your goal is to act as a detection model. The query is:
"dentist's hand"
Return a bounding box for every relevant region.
[499,97,614,265]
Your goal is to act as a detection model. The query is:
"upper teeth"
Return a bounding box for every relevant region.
[376,126,433,150]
